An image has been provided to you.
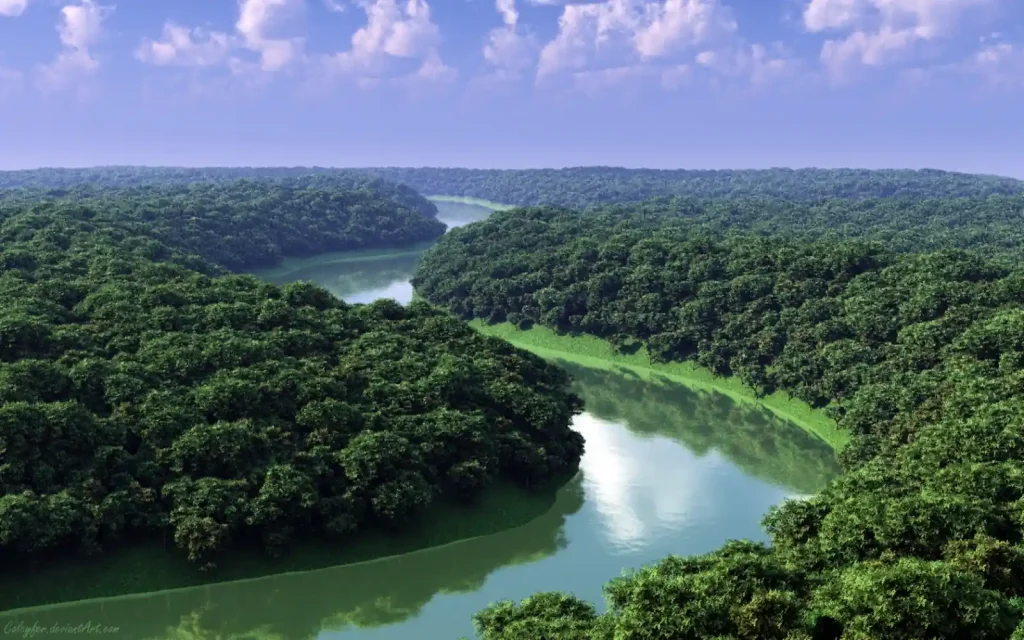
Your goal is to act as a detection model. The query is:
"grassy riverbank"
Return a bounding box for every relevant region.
[471,321,848,451]
[426,195,514,211]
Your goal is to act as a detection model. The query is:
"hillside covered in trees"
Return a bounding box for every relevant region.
[363,166,1024,207]
[414,207,1024,638]
[596,195,1024,262]
[0,179,445,271]
[0,206,584,571]
[3,166,1023,209]
[0,170,436,217]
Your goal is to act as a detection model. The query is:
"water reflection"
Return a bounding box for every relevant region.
[257,200,492,305]
[562,361,839,495]
[0,479,584,639]
[264,253,419,304]
[0,359,840,640]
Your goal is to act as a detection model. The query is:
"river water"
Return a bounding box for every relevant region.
[0,201,840,640]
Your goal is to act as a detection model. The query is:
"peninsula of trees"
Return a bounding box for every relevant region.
[414,205,1024,638]
[0,187,584,571]
[0,179,445,271]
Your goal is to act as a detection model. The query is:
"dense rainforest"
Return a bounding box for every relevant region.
[596,195,1024,262]
[2,166,1023,208]
[414,207,1024,638]
[0,170,437,218]
[0,206,584,571]
[0,179,445,271]
[361,166,1024,207]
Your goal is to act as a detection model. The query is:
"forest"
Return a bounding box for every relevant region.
[361,166,1024,207]
[0,197,584,571]
[414,206,1024,638]
[596,194,1024,262]
[3,166,1023,208]
[0,179,445,271]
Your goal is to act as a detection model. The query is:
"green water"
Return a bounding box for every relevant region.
[0,200,841,639]
[256,200,495,302]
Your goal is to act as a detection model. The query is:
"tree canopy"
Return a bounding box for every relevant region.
[414,206,1024,639]
[362,166,1024,207]
[0,178,445,271]
[3,166,1022,209]
[0,206,584,570]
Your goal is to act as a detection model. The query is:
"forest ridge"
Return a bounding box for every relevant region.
[2,166,1023,206]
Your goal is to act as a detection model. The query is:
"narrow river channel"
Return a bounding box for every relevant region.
[0,201,840,640]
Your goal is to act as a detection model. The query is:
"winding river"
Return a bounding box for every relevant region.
[0,201,840,640]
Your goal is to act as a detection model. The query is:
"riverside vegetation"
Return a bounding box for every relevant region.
[0,178,585,574]
[413,205,1024,639]
[7,166,1024,638]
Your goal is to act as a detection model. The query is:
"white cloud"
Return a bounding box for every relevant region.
[37,0,112,91]
[953,41,1024,88]
[235,0,304,72]
[483,0,539,78]
[802,0,994,81]
[323,0,453,84]
[634,0,736,58]
[536,0,734,79]
[135,23,235,67]
[0,0,28,17]
[137,0,303,76]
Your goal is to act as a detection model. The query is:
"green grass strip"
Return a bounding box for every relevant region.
[471,321,849,451]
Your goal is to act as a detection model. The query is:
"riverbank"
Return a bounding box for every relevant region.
[426,195,514,211]
[0,480,565,613]
[470,321,848,451]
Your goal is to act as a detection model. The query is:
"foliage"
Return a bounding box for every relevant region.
[3,166,1022,210]
[413,206,1024,638]
[359,166,1024,207]
[0,178,445,271]
[0,208,583,568]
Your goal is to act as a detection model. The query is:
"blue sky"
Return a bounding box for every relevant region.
[0,0,1022,176]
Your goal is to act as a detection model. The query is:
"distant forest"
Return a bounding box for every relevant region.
[0,178,445,271]
[2,166,1022,208]
[568,195,1024,262]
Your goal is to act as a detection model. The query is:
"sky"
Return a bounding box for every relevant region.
[0,0,1022,176]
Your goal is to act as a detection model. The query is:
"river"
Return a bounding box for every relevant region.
[0,200,840,640]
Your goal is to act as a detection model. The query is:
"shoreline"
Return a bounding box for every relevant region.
[470,321,848,451]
